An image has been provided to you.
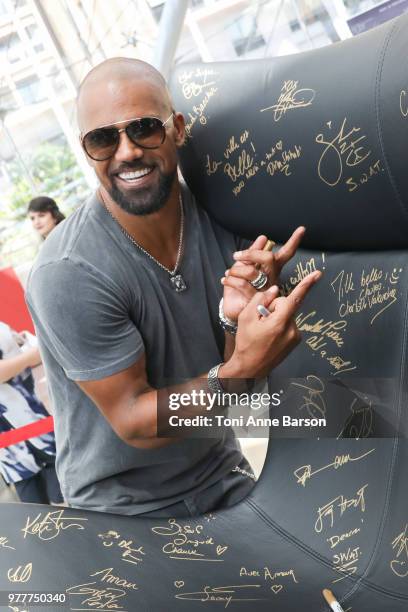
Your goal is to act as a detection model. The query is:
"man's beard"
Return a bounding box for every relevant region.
[108,167,176,216]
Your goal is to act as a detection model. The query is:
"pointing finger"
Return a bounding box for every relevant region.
[274,270,321,318]
[275,226,305,268]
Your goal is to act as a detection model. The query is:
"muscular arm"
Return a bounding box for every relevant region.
[77,354,209,449]
[77,274,320,450]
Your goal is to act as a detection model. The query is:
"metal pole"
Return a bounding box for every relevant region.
[152,0,189,79]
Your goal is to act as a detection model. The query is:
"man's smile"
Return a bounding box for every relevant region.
[113,165,156,187]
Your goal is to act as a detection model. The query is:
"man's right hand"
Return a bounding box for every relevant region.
[221,270,321,379]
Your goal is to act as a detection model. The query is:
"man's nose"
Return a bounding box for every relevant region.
[114,129,144,162]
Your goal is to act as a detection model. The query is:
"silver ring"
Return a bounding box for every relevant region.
[250,270,268,290]
[257,304,270,318]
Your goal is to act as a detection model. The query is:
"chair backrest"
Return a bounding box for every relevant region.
[0,13,407,611]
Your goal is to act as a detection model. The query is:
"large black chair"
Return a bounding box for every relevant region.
[1,13,408,611]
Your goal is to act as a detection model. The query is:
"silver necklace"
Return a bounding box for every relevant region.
[99,191,187,292]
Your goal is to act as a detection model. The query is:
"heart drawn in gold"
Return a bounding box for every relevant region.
[216,545,228,556]
[174,581,185,589]
[271,584,283,594]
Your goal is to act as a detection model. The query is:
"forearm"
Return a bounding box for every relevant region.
[0,353,31,383]
[121,372,219,447]
[223,332,236,362]
[121,362,248,448]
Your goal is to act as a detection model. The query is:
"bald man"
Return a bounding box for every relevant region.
[26,58,320,516]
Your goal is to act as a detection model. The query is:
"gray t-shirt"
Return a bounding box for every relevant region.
[26,188,246,515]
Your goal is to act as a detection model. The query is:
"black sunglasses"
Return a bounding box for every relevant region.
[81,113,174,161]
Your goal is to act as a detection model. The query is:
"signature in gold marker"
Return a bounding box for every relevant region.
[315,484,368,533]
[390,524,408,578]
[22,510,87,541]
[260,80,315,122]
[7,562,32,583]
[291,375,326,419]
[316,118,371,187]
[332,545,361,582]
[294,448,375,487]
[182,79,217,100]
[0,536,15,550]
[66,581,127,610]
[175,584,264,608]
[338,397,374,439]
[152,519,224,562]
[98,531,145,566]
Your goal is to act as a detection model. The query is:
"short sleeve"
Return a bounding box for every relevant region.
[26,259,144,381]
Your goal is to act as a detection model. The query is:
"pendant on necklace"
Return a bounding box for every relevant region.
[170,273,187,292]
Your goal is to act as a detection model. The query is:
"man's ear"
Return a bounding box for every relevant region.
[172,112,186,147]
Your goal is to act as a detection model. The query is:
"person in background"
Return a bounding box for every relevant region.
[27,196,65,240]
[0,321,63,504]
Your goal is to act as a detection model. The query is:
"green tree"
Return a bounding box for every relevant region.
[1,141,87,221]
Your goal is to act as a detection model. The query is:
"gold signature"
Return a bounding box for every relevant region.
[90,568,138,591]
[333,266,400,325]
[338,397,374,439]
[224,149,254,183]
[296,311,347,348]
[260,80,316,122]
[152,519,224,562]
[315,484,368,533]
[175,585,264,608]
[205,154,222,176]
[332,546,361,583]
[66,581,127,610]
[316,118,371,187]
[327,527,361,550]
[291,375,326,419]
[98,531,145,565]
[294,448,375,487]
[7,562,32,583]
[265,144,302,177]
[22,509,87,541]
[390,524,408,578]
[182,79,217,100]
[0,536,15,550]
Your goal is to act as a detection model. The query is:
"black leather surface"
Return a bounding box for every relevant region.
[1,14,408,612]
[170,13,408,250]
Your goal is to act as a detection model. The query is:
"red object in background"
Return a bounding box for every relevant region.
[0,416,54,449]
[0,267,35,333]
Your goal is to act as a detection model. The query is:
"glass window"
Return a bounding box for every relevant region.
[25,24,45,53]
[0,33,25,64]
[0,0,9,17]
[151,4,164,22]
[16,76,46,105]
[230,14,266,57]
[0,86,17,112]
